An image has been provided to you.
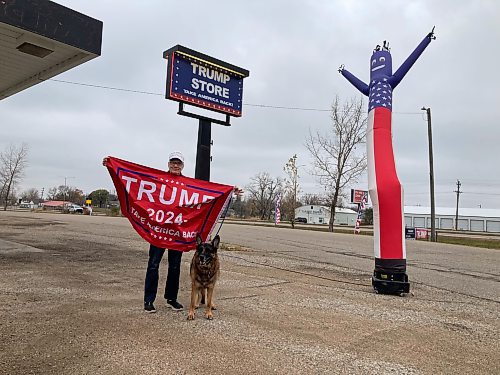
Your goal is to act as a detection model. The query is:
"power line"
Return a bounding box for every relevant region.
[405,192,454,195]
[437,178,500,185]
[406,191,500,196]
[245,103,330,112]
[405,179,500,186]
[48,78,163,96]
[461,192,500,196]
[46,78,423,115]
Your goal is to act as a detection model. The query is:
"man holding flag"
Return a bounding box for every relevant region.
[103,151,234,313]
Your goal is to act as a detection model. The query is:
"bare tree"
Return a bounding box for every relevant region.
[229,193,247,218]
[47,185,84,204]
[0,144,28,211]
[21,188,40,202]
[246,172,283,220]
[66,187,84,204]
[305,96,367,231]
[301,193,325,206]
[47,187,59,200]
[283,154,300,228]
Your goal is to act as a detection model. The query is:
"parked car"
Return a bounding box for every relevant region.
[295,217,307,223]
[67,204,84,214]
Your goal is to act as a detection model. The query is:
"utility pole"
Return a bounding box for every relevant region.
[454,180,462,230]
[61,176,75,210]
[63,177,67,209]
[422,107,436,241]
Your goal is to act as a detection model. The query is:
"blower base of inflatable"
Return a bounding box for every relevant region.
[372,258,410,294]
[372,271,410,294]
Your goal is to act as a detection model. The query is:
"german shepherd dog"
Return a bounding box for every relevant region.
[187,234,220,320]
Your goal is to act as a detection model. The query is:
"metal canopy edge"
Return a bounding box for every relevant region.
[0,0,103,100]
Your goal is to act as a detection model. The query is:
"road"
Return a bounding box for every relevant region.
[0,211,499,374]
[219,223,500,303]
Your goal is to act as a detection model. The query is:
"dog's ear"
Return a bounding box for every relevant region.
[196,233,203,246]
[212,235,220,251]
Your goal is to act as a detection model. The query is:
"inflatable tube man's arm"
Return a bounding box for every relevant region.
[339,65,369,96]
[390,27,436,89]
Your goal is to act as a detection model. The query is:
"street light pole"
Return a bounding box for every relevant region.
[422,107,436,242]
[454,180,462,230]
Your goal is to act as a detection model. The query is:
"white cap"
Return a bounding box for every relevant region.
[168,151,184,163]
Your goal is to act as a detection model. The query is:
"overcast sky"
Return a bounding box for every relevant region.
[1,0,499,209]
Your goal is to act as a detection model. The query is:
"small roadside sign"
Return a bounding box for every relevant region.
[405,227,416,240]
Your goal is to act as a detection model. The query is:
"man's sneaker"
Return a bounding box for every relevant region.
[166,300,183,311]
[144,302,156,313]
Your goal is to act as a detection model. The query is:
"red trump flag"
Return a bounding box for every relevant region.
[105,157,234,251]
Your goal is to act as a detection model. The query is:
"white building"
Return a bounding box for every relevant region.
[295,205,358,226]
[404,206,500,233]
[19,200,36,209]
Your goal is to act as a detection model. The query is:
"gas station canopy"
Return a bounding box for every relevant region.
[0,0,102,100]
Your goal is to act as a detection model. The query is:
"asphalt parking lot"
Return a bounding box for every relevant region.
[0,211,499,374]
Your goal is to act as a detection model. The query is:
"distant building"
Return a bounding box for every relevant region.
[41,200,66,211]
[404,206,500,233]
[19,200,36,209]
[295,205,357,226]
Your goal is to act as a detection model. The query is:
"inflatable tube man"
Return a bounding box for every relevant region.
[339,28,435,294]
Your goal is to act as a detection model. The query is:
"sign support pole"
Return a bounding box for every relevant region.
[195,118,212,181]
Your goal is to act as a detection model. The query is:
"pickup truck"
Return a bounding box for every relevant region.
[67,204,84,214]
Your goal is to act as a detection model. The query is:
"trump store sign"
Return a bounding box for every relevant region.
[163,45,249,117]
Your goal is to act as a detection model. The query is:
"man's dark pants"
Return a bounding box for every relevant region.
[144,245,183,303]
